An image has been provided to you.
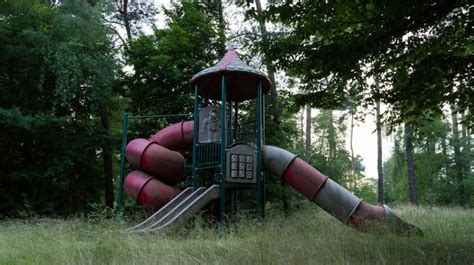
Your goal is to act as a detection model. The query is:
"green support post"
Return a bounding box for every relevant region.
[219,75,227,222]
[256,81,264,218]
[227,100,232,145]
[233,101,238,141]
[192,85,200,187]
[116,112,129,211]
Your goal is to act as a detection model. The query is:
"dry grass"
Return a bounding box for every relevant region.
[0,205,473,264]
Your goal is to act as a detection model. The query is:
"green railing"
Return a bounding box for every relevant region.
[196,143,221,168]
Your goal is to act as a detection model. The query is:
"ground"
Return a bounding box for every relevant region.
[0,205,473,264]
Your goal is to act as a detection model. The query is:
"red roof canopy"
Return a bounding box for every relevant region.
[190,49,270,101]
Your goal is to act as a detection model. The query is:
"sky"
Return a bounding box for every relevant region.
[147,0,395,180]
[343,109,393,180]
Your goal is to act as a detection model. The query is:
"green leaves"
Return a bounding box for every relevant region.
[264,0,473,128]
[0,0,119,216]
[123,1,223,117]
[0,107,65,130]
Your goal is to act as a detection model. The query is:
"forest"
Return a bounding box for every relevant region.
[0,0,472,219]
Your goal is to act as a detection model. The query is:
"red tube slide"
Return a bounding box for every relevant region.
[125,170,180,213]
[126,138,184,185]
[124,120,193,212]
[149,120,194,151]
[263,145,421,235]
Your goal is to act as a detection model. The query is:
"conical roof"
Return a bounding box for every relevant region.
[190,49,270,101]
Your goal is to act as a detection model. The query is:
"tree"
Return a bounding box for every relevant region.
[348,97,356,189]
[311,110,356,185]
[450,103,467,206]
[384,132,408,203]
[232,0,286,146]
[106,0,159,42]
[383,119,465,206]
[404,125,418,205]
[254,0,281,127]
[263,1,473,129]
[375,77,384,204]
[122,1,224,119]
[460,110,472,206]
[305,106,311,152]
[0,0,119,216]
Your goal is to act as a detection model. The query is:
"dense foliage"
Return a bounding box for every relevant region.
[262,0,473,128]
[123,1,224,116]
[0,0,119,216]
[385,119,473,206]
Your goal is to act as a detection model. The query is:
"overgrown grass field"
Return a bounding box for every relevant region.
[0,205,473,264]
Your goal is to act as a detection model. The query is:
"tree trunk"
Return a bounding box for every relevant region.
[122,0,132,40]
[100,99,115,209]
[441,136,449,178]
[327,111,336,159]
[350,102,356,189]
[216,0,224,29]
[83,190,87,214]
[461,110,471,204]
[376,99,384,204]
[461,111,467,152]
[254,0,287,215]
[216,0,226,56]
[255,0,281,125]
[450,104,465,206]
[299,106,305,149]
[404,125,418,205]
[68,175,73,214]
[305,106,311,152]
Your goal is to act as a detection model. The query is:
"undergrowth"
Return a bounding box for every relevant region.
[0,205,473,264]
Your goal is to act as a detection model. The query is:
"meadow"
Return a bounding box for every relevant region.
[0,205,473,265]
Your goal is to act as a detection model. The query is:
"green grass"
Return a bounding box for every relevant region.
[0,205,473,264]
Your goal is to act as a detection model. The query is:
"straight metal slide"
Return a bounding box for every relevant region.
[126,187,196,232]
[130,185,220,233]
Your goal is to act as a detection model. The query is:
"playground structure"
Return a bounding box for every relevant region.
[117,49,421,235]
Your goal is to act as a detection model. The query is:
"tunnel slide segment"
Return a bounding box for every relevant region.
[124,121,194,213]
[262,145,421,235]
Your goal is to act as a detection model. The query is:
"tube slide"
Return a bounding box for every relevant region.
[124,170,181,213]
[124,121,194,213]
[262,145,422,235]
[126,138,185,185]
[149,120,194,151]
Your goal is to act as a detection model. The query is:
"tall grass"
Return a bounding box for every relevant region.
[0,205,473,264]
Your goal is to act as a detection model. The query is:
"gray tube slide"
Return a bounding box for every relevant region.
[262,145,422,236]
